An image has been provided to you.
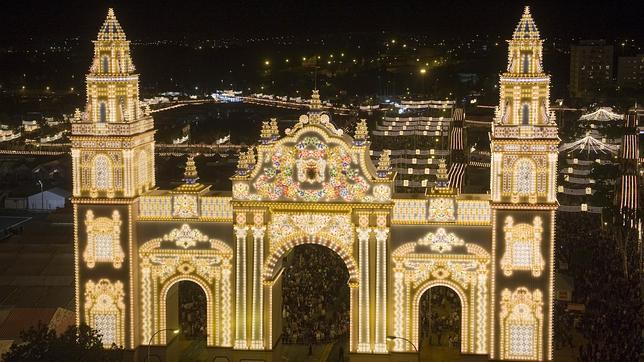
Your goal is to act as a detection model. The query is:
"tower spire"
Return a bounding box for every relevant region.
[512,6,540,40]
[98,8,127,41]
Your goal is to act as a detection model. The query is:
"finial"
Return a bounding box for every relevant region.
[436,158,449,184]
[310,89,322,110]
[182,154,199,184]
[270,118,279,140]
[523,5,530,15]
[377,150,392,177]
[260,121,272,144]
[107,8,115,18]
[236,147,256,175]
[353,119,369,145]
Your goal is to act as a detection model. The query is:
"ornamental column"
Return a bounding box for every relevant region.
[250,212,266,349]
[356,213,371,352]
[373,213,389,353]
[234,212,249,349]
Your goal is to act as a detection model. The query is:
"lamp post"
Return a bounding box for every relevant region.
[387,335,419,362]
[36,180,43,210]
[147,328,179,362]
[419,68,427,95]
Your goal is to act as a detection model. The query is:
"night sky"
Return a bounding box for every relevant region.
[0,0,642,42]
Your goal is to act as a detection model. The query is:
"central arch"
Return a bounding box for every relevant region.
[262,234,358,352]
[263,234,359,285]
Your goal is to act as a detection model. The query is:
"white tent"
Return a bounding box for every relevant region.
[559,134,619,154]
[579,107,623,121]
[27,187,71,210]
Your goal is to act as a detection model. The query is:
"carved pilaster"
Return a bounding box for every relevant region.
[250,212,266,350]
[373,214,389,353]
[356,213,371,352]
[234,212,249,349]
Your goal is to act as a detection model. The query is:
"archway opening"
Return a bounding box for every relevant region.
[279,244,350,360]
[418,286,462,360]
[165,280,207,343]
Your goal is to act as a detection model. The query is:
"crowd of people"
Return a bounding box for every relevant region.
[281,245,350,344]
[555,212,641,361]
[419,286,461,348]
[178,281,207,340]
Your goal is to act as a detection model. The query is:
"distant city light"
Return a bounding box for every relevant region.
[264,60,270,65]
[419,68,427,74]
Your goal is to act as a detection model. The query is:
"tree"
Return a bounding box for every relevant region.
[2,323,123,362]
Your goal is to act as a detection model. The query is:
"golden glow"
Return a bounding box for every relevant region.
[391,234,490,354]
[70,6,557,359]
[500,216,545,277]
[499,287,543,360]
[139,224,232,347]
[82,210,124,268]
[84,279,125,347]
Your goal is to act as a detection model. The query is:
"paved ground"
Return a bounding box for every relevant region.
[0,209,74,345]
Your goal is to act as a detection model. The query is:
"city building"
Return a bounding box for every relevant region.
[73,7,557,361]
[569,40,614,98]
[617,54,644,90]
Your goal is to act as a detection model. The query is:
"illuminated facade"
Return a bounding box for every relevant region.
[73,7,556,361]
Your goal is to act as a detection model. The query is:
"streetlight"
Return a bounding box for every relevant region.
[147,328,180,362]
[36,179,44,210]
[387,335,418,361]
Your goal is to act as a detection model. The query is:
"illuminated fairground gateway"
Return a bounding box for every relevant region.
[73,7,557,362]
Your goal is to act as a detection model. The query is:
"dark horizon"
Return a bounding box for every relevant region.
[1,0,642,43]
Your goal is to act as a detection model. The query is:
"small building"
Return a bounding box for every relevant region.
[22,120,40,132]
[0,128,21,142]
[3,196,28,209]
[27,187,71,210]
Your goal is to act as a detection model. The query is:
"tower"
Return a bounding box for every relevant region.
[490,7,557,361]
[72,8,155,348]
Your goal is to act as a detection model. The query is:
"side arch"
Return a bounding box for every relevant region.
[412,279,469,354]
[159,274,214,346]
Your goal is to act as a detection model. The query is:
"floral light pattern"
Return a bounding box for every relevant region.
[254,136,369,201]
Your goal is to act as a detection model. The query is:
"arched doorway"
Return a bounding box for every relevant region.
[267,242,354,360]
[139,225,233,347]
[391,232,491,355]
[165,280,208,343]
[418,286,462,361]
